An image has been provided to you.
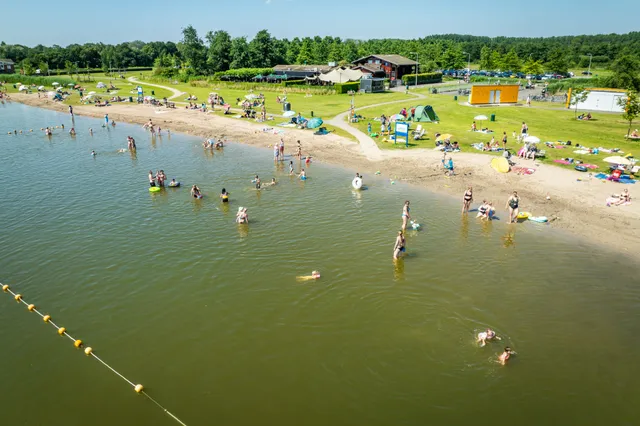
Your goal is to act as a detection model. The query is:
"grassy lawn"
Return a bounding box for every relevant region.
[348,93,637,171]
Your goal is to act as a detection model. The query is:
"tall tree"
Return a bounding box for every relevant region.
[479,46,493,70]
[523,58,544,75]
[617,91,640,137]
[178,25,206,74]
[229,37,250,69]
[546,49,569,74]
[296,38,313,65]
[286,38,301,64]
[249,30,274,68]
[608,55,640,91]
[205,30,232,72]
[502,48,522,72]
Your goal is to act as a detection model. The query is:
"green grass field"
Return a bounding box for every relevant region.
[349,93,637,172]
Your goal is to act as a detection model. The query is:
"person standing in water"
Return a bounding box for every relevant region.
[69,105,74,116]
[279,138,285,160]
[296,140,302,159]
[506,191,520,224]
[462,187,473,213]
[254,175,261,190]
[289,160,294,175]
[273,143,279,163]
[401,201,411,232]
[148,170,156,187]
[104,114,109,126]
[299,169,307,180]
[220,188,230,202]
[190,185,202,198]
[393,230,406,260]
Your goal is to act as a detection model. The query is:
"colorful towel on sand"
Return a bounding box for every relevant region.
[594,173,608,180]
[554,159,571,165]
[582,164,599,169]
[511,166,536,175]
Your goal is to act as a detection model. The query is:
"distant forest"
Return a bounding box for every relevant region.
[2,30,639,77]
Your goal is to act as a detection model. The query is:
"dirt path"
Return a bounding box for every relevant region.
[128,77,185,100]
[327,92,426,161]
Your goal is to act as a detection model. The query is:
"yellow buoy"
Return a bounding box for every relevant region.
[134,384,144,393]
[2,284,9,292]
[27,304,35,311]
[84,347,93,356]
[74,340,83,348]
[43,315,51,323]
[58,327,66,335]
[14,294,22,302]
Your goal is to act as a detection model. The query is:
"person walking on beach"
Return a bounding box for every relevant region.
[462,186,473,213]
[401,201,411,232]
[393,230,406,260]
[506,191,520,224]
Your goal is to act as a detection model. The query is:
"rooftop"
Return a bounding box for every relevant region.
[274,64,334,72]
[0,58,15,64]
[353,54,418,66]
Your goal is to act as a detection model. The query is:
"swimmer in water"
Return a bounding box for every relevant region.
[220,188,230,202]
[89,128,93,136]
[69,128,76,135]
[297,271,321,281]
[91,150,96,156]
[190,185,202,198]
[498,347,515,365]
[254,175,261,190]
[305,155,312,165]
[169,178,179,187]
[393,230,406,260]
[401,201,411,232]
[263,178,277,187]
[236,207,248,224]
[476,329,501,347]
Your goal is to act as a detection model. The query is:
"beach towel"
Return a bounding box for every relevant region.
[582,164,599,169]
[554,159,571,165]
[594,173,608,180]
[511,166,536,175]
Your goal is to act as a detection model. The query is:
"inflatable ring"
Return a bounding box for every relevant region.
[574,165,588,172]
[516,212,531,220]
[149,186,161,193]
[352,177,363,190]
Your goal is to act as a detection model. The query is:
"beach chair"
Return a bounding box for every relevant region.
[412,125,425,140]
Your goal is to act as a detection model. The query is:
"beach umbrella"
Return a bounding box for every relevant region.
[52,82,60,86]
[390,113,405,122]
[283,111,296,118]
[37,86,45,90]
[307,118,323,129]
[603,156,632,166]
[436,133,453,142]
[474,114,488,121]
[523,135,540,144]
[245,94,258,100]
[18,85,27,91]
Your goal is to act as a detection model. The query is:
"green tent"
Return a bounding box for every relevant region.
[413,105,439,123]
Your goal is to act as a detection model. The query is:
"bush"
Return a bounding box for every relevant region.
[334,81,360,94]
[546,77,606,94]
[50,67,152,75]
[401,72,443,86]
[0,74,76,86]
[185,79,336,95]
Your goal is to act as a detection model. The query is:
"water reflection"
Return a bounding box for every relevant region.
[393,258,405,281]
[460,215,469,242]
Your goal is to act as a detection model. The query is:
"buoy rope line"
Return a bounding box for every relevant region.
[1,282,187,426]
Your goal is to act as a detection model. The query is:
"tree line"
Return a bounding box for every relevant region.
[1,29,639,77]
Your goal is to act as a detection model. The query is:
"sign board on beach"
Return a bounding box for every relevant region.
[395,122,409,147]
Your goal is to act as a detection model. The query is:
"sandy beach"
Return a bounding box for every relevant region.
[8,93,640,256]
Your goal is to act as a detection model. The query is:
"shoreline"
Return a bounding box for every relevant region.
[7,93,640,258]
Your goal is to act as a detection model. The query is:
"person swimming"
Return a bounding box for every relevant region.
[297,270,321,281]
[190,185,202,198]
[169,179,180,187]
[90,150,96,156]
[498,347,515,365]
[263,178,277,187]
[220,188,230,202]
[477,329,501,347]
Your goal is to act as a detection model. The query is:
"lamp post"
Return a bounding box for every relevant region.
[463,51,471,77]
[587,53,593,77]
[410,51,419,88]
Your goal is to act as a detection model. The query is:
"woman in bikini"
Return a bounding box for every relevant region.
[393,231,406,260]
[401,201,411,232]
[506,191,520,224]
[462,187,473,213]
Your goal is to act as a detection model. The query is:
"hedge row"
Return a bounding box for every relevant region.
[0,74,77,86]
[401,72,443,86]
[334,81,360,94]
[49,67,152,75]
[211,68,274,81]
[282,79,306,87]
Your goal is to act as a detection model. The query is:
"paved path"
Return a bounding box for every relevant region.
[128,77,185,100]
[327,92,426,161]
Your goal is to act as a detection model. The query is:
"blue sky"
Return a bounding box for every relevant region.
[3,0,638,46]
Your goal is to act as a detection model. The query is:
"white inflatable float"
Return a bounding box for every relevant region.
[352,177,363,190]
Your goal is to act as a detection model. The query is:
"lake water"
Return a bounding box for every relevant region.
[1,102,639,426]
